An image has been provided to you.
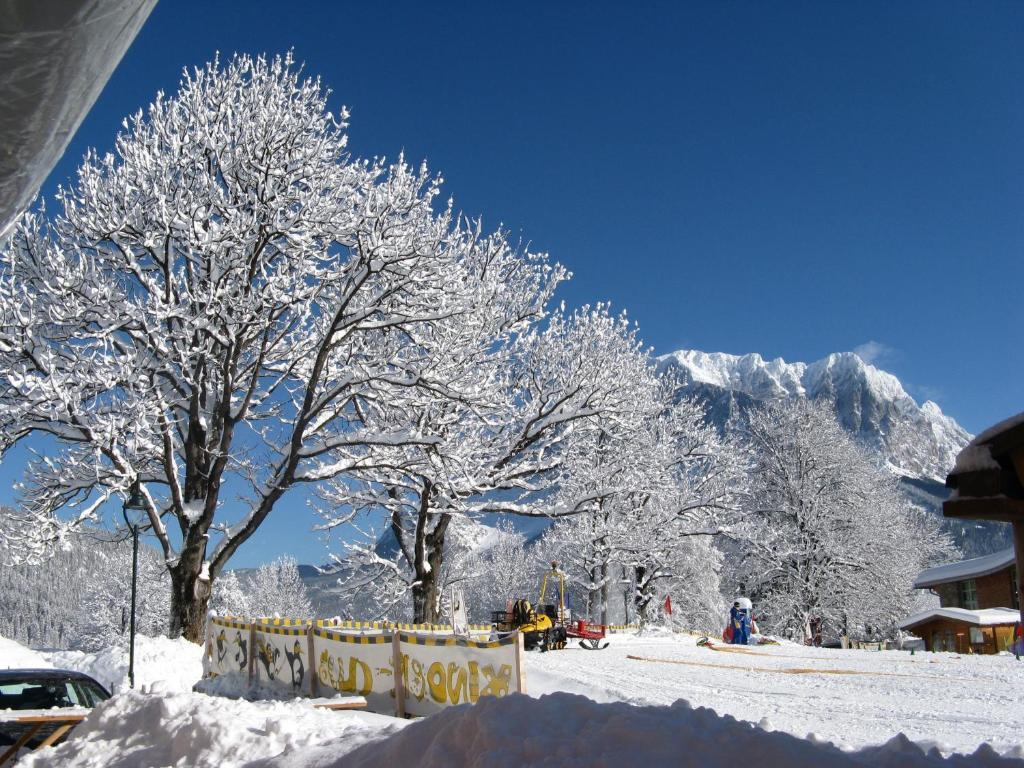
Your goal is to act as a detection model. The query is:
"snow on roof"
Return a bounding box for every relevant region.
[970,411,1024,447]
[913,547,1016,588]
[950,443,1001,475]
[899,606,1019,630]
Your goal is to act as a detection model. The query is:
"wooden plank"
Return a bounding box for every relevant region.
[312,699,367,711]
[248,621,256,684]
[943,496,1024,523]
[35,722,76,749]
[307,624,319,698]
[514,630,526,695]
[11,715,86,724]
[391,631,406,719]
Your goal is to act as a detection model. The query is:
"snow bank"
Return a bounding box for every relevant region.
[336,692,1023,768]
[19,689,404,768]
[40,634,203,693]
[0,635,53,669]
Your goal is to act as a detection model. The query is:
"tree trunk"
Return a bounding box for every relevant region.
[411,511,450,624]
[599,560,609,626]
[168,537,212,643]
[588,565,601,623]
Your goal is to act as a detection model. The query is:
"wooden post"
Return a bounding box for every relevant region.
[1014,520,1024,629]
[247,622,256,684]
[514,630,526,695]
[391,631,406,718]
[202,617,212,679]
[307,624,319,698]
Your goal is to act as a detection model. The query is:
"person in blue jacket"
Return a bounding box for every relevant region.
[729,597,753,645]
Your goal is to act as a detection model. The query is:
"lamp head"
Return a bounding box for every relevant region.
[122,479,147,526]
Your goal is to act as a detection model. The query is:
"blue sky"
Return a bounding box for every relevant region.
[14,1,1024,566]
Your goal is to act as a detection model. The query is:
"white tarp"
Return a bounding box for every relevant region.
[0,0,156,242]
[251,623,310,696]
[207,617,251,678]
[396,631,522,718]
[312,626,396,714]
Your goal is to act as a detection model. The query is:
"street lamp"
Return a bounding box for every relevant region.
[122,479,147,689]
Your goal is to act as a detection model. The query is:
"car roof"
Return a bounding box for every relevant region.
[0,668,107,688]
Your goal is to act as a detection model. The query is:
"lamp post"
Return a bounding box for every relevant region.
[122,479,147,689]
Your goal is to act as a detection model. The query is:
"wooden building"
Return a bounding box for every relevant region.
[914,548,1019,611]
[900,606,1019,654]
[942,412,1024,632]
[901,548,1020,653]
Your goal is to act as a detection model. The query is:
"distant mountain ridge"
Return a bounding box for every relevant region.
[656,349,1010,557]
[656,349,970,484]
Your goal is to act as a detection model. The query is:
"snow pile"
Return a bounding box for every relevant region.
[19,689,404,768]
[0,635,52,668]
[40,634,203,693]
[335,692,1022,768]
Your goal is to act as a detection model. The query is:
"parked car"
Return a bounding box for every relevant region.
[0,668,110,751]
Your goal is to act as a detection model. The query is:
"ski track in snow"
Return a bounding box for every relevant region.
[525,634,1024,758]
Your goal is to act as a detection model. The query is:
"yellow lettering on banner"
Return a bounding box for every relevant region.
[318,650,373,696]
[446,662,469,705]
[402,656,427,702]
[427,661,447,703]
[467,661,480,701]
[479,664,512,698]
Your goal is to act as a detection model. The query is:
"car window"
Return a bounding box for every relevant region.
[71,679,109,707]
[0,682,31,696]
[0,678,105,709]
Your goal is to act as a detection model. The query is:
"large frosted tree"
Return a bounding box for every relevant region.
[0,54,551,641]
[328,306,655,623]
[542,384,744,625]
[729,399,952,642]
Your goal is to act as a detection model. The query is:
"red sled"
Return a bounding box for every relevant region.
[566,619,608,650]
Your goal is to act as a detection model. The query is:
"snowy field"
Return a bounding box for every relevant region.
[529,631,1024,756]
[4,631,1023,767]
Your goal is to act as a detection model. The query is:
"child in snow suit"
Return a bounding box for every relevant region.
[729,599,752,645]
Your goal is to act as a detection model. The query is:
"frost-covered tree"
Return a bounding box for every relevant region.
[729,399,953,643]
[72,536,171,651]
[208,569,251,618]
[245,556,313,619]
[0,526,168,651]
[0,54,553,641]
[461,519,535,622]
[542,384,744,626]
[327,306,654,622]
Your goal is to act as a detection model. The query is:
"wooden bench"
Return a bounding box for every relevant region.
[0,711,87,766]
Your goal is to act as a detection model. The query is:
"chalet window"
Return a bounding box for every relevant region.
[957,579,978,609]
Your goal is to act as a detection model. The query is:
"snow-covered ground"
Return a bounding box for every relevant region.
[527,632,1024,757]
[6,631,1024,766]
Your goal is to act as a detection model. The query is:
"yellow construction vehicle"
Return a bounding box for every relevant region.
[491,562,607,650]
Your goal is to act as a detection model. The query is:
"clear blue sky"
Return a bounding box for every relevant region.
[18,1,1024,566]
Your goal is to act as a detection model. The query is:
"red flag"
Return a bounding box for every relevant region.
[663,594,672,616]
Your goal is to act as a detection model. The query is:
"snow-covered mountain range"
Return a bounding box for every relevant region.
[657,349,1010,556]
[656,349,969,484]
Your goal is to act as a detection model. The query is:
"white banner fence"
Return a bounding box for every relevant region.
[204,616,525,717]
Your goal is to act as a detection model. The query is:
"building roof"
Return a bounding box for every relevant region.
[0,0,155,242]
[945,411,1024,522]
[913,548,1016,589]
[899,607,1020,631]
